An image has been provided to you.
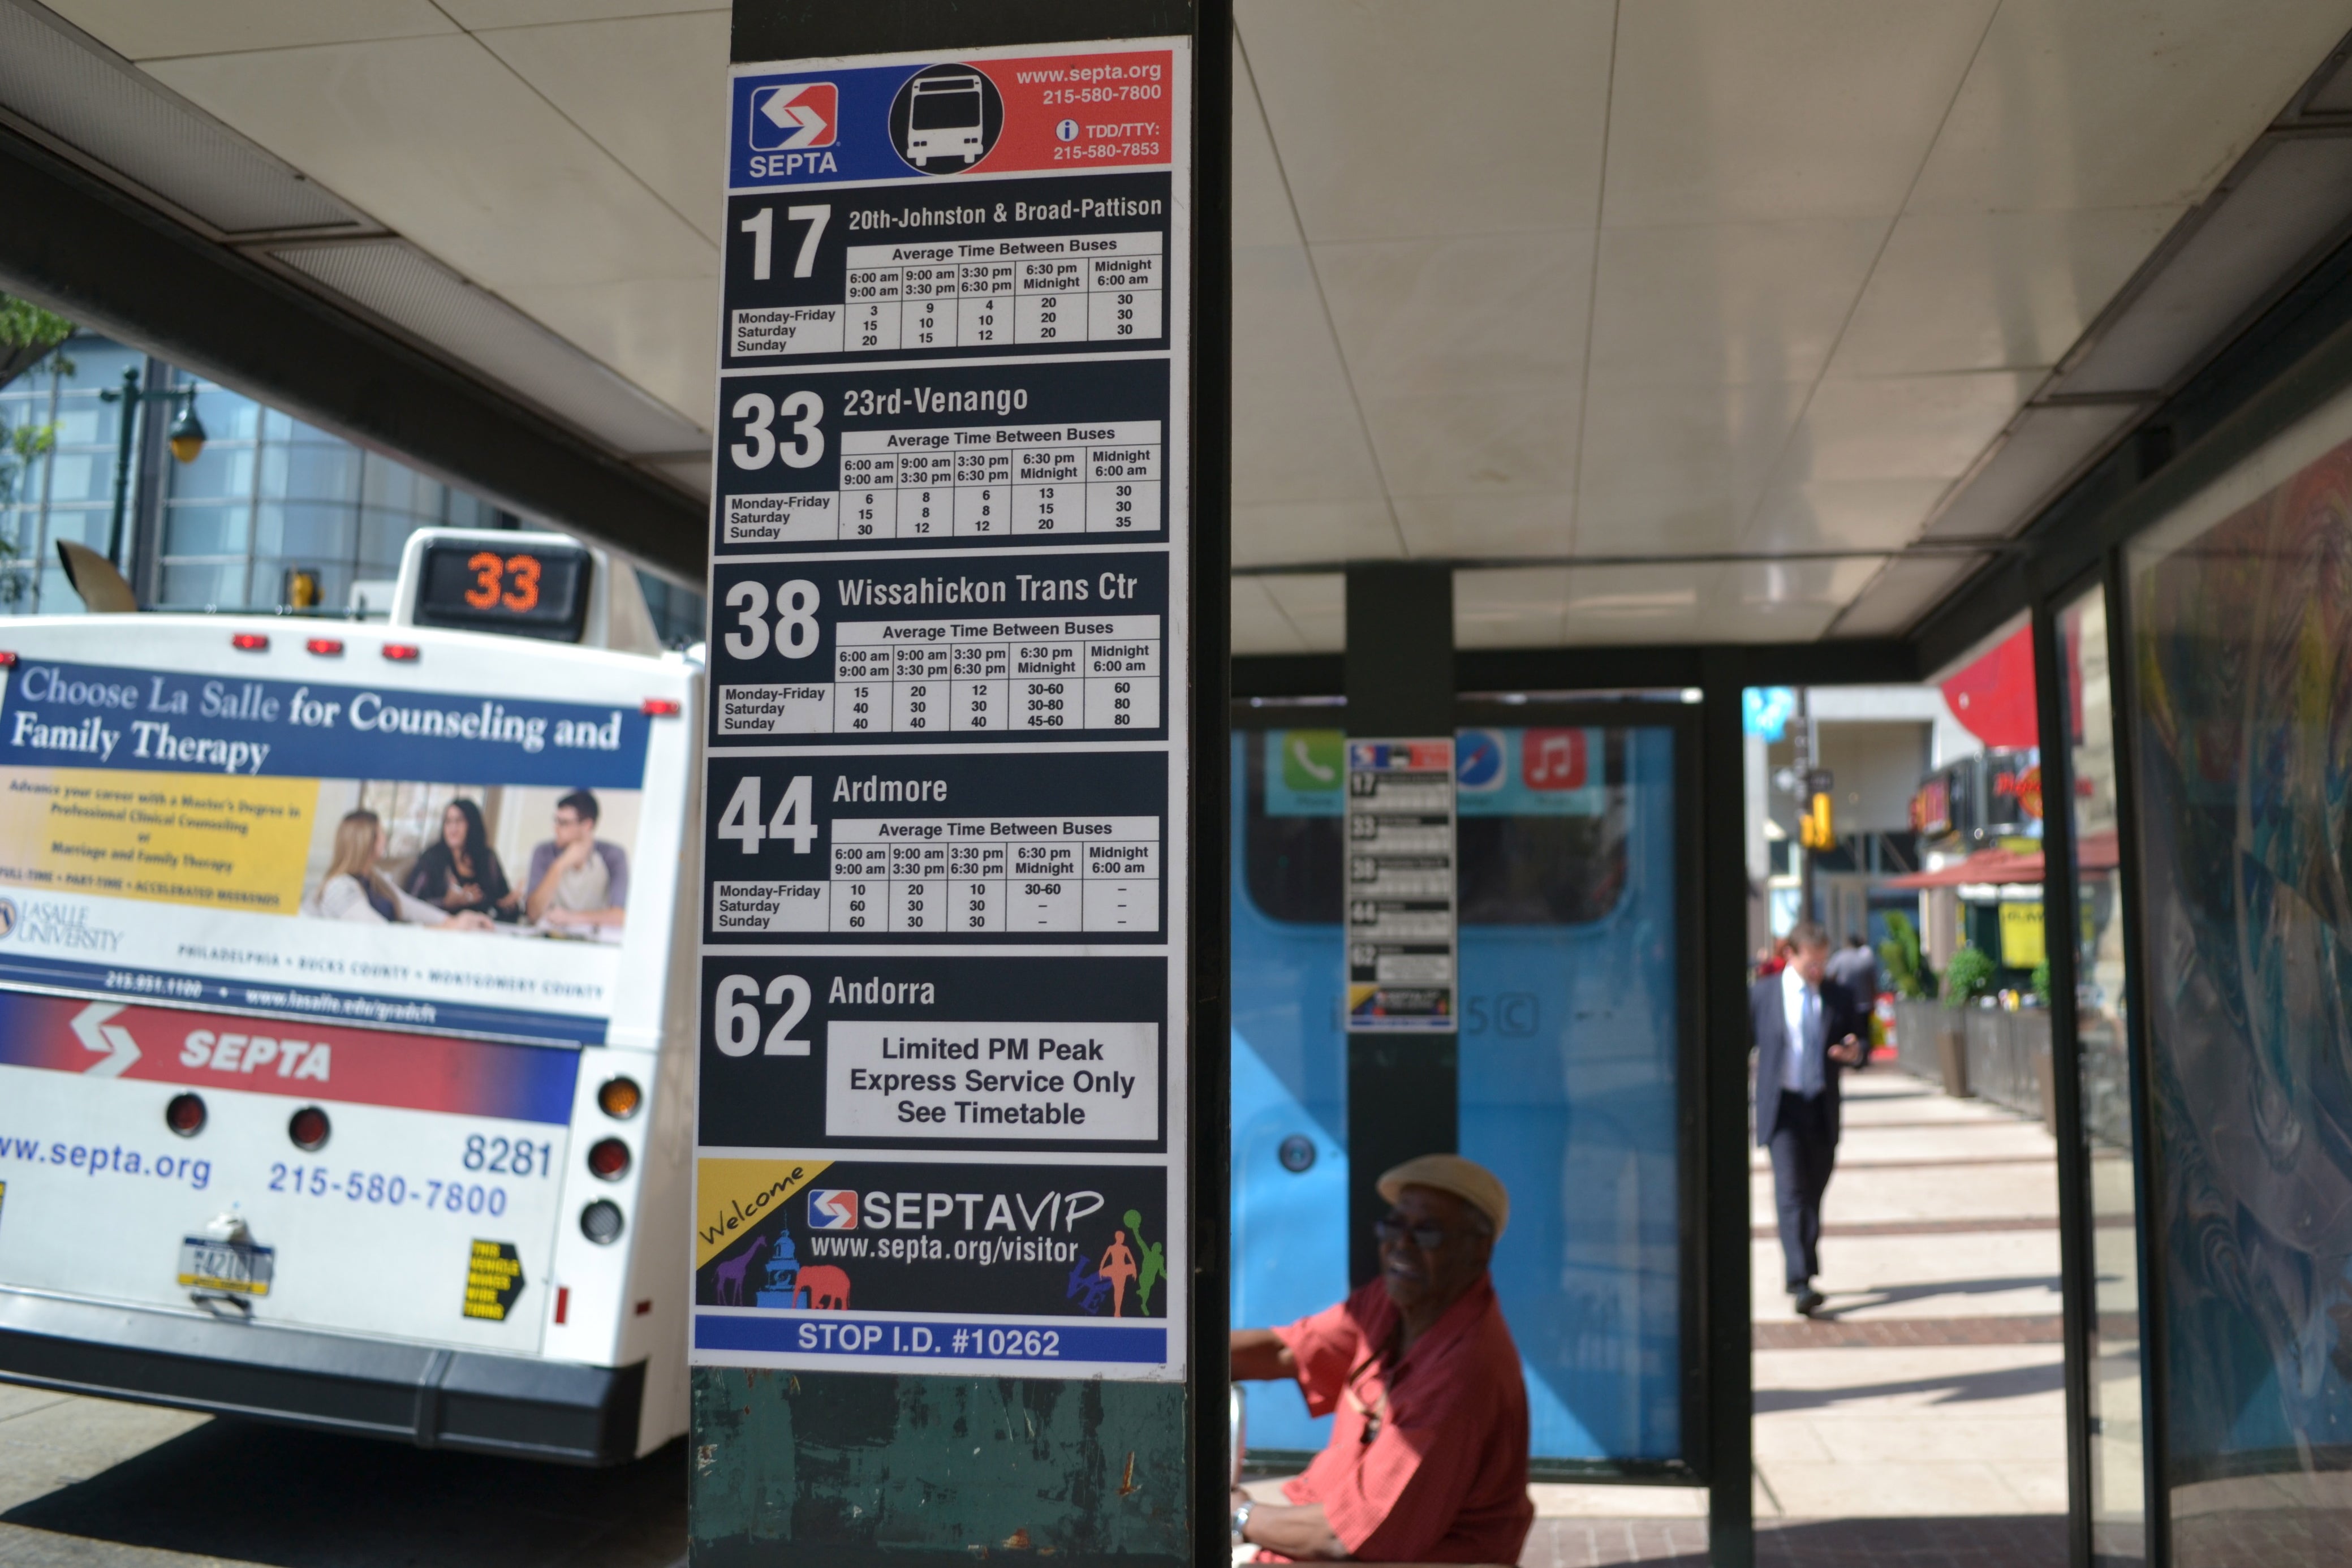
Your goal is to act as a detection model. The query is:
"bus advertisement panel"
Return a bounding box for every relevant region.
[0,658,652,1044]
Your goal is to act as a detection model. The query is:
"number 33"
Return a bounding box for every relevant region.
[731,390,825,469]
[464,552,541,612]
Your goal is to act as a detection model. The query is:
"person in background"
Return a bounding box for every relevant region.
[1751,920,1868,1317]
[518,789,628,930]
[404,798,511,918]
[305,810,493,932]
[1227,1155,1532,1563]
[1827,930,1879,1001]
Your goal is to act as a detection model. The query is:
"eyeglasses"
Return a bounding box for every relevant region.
[1372,1213,1455,1251]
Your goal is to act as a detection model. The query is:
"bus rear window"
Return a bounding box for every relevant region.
[1243,728,1633,927]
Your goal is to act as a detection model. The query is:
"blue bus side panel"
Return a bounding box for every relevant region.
[1229,728,1682,1462]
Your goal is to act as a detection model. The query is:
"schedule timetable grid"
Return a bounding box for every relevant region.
[731,231,1164,359]
[710,813,1161,937]
[718,611,1161,738]
[724,419,1162,548]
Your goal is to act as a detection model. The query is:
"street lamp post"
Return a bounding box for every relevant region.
[97,367,205,574]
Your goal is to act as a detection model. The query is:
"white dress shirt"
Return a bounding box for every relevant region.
[1781,963,1821,1090]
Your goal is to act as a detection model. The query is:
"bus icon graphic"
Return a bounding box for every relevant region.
[749,83,836,151]
[891,65,1002,173]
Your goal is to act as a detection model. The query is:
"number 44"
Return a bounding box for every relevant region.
[717,775,816,854]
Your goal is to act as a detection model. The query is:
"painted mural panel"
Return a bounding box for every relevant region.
[2130,409,2352,1559]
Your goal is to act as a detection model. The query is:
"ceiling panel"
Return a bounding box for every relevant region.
[1230,245,1393,531]
[1261,572,1346,652]
[1311,231,1593,395]
[1455,566,1571,648]
[1574,380,1809,552]
[1361,386,1580,502]
[145,37,714,291]
[501,275,718,432]
[1557,563,1711,643]
[1907,0,2352,213]
[1743,477,1954,553]
[1776,372,2040,487]
[1392,494,1575,560]
[1603,0,1997,227]
[1588,217,1885,389]
[1235,0,1614,242]
[42,0,453,59]
[475,10,733,240]
[1231,502,1402,571]
[440,0,722,26]
[1231,577,1310,656]
[1829,206,2182,378]
[1828,553,1990,636]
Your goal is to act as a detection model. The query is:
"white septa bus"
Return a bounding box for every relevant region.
[0,530,700,1463]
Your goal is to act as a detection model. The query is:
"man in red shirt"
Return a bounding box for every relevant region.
[1229,1155,1532,1563]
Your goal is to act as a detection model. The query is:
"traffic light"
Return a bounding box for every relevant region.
[1798,790,1834,850]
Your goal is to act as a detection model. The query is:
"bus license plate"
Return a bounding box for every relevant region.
[178,1238,275,1298]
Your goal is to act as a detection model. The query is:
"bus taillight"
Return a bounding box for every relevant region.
[641,698,682,716]
[165,1093,206,1136]
[580,1201,624,1245]
[0,651,18,667]
[587,1138,631,1180]
[382,644,421,661]
[231,633,269,652]
[305,637,345,656]
[288,1105,331,1152]
[597,1077,641,1119]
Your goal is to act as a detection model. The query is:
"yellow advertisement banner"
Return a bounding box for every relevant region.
[696,1157,832,1270]
[1999,901,2047,970]
[0,767,318,914]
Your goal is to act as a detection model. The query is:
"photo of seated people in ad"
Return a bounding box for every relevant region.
[0,660,650,1042]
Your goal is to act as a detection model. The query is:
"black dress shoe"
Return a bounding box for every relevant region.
[1793,1287,1826,1317]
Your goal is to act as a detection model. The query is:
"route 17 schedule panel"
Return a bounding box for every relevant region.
[692,38,1192,1381]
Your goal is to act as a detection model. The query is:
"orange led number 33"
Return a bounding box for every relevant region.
[463,552,544,613]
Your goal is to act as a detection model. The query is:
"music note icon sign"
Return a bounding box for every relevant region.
[1523,729,1584,790]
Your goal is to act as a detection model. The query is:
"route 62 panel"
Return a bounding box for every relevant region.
[701,750,1167,945]
[706,549,1167,746]
[716,359,1168,555]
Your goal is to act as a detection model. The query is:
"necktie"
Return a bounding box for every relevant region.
[1799,987,1824,1097]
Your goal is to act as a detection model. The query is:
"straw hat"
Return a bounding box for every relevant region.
[1376,1153,1509,1238]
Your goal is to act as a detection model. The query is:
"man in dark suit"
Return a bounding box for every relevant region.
[1751,920,1868,1316]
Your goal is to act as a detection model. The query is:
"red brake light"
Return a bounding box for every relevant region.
[587,1138,631,1181]
[305,637,344,656]
[231,633,269,652]
[288,1105,331,1152]
[641,698,682,717]
[0,651,18,667]
[382,644,421,661]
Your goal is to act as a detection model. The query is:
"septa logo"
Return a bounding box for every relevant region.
[808,1188,858,1229]
[750,83,837,150]
[1522,729,1588,791]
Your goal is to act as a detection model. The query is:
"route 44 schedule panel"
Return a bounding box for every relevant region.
[693,38,1192,1383]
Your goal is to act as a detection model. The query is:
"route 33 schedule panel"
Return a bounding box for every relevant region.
[692,38,1193,1383]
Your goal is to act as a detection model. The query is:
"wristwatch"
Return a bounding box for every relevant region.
[1230,1500,1256,1547]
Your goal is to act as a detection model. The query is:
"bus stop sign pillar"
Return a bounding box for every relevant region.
[1341,563,1457,1289]
[689,2,1229,1563]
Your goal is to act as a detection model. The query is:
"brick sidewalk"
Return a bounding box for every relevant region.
[1520,1514,2068,1566]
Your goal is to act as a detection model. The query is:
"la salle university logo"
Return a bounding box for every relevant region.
[0,898,16,938]
[749,83,837,150]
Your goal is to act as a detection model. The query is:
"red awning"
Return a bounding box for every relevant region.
[1882,829,2117,889]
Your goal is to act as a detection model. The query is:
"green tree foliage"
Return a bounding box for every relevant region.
[1942,942,1997,1010]
[0,295,75,390]
[1877,910,1939,1000]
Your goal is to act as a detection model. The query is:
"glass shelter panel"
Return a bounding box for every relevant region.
[1230,723,1683,1463]
[2063,584,2147,1563]
[2129,404,2352,1562]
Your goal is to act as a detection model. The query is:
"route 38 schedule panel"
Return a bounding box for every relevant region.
[692,38,1192,1382]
